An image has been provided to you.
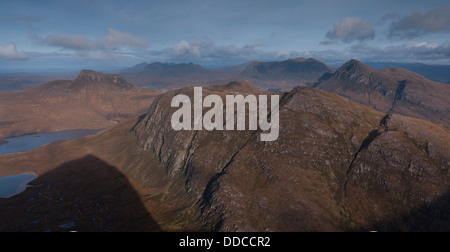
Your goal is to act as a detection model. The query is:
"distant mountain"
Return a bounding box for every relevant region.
[0,70,159,138]
[239,58,334,89]
[119,59,335,91]
[120,62,242,89]
[368,62,450,84]
[241,58,334,80]
[122,62,149,73]
[2,81,449,231]
[313,60,450,125]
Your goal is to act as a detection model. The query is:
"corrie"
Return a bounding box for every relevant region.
[171,87,280,142]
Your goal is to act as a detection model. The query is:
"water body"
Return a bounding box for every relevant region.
[0,174,38,198]
[0,129,100,155]
[140,85,157,89]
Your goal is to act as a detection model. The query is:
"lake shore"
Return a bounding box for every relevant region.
[0,138,7,146]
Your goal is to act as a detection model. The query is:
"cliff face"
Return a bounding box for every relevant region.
[313,60,450,125]
[133,81,450,231]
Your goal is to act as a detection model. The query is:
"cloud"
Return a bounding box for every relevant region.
[389,6,450,38]
[325,17,375,43]
[170,40,266,62]
[42,28,148,50]
[44,34,93,50]
[0,43,27,60]
[173,41,201,57]
[103,28,148,48]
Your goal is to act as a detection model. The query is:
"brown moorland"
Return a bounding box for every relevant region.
[0,70,160,138]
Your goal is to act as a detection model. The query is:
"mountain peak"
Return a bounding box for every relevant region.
[70,70,134,92]
[335,59,376,79]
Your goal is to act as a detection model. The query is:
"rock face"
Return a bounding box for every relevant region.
[0,81,449,232]
[69,70,134,92]
[133,81,450,231]
[240,58,335,89]
[313,60,450,125]
[0,70,160,138]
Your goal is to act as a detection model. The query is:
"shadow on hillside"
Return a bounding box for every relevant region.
[0,155,161,232]
[369,192,450,232]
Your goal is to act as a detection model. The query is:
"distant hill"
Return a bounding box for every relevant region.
[120,62,243,89]
[239,58,335,90]
[0,70,160,138]
[367,62,450,84]
[313,60,450,125]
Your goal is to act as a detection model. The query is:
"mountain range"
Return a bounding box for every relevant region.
[0,81,448,231]
[0,70,159,138]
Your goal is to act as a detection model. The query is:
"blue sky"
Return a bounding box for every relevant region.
[0,0,449,71]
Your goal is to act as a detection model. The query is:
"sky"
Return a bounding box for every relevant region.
[0,0,449,71]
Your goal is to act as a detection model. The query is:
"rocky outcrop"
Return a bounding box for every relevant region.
[313,60,450,125]
[69,70,134,92]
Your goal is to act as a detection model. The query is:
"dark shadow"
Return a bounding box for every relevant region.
[130,114,147,132]
[368,191,450,232]
[0,155,161,232]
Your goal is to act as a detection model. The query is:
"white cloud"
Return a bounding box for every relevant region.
[325,17,375,43]
[173,40,201,57]
[0,43,27,60]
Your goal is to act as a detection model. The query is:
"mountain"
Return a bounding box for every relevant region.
[120,62,243,89]
[368,62,450,84]
[239,58,335,90]
[122,62,149,73]
[0,70,160,138]
[1,81,449,231]
[313,60,450,125]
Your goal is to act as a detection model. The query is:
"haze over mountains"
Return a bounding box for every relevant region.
[0,81,448,231]
[0,70,159,138]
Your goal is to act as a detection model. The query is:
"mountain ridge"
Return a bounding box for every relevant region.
[313,59,450,125]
